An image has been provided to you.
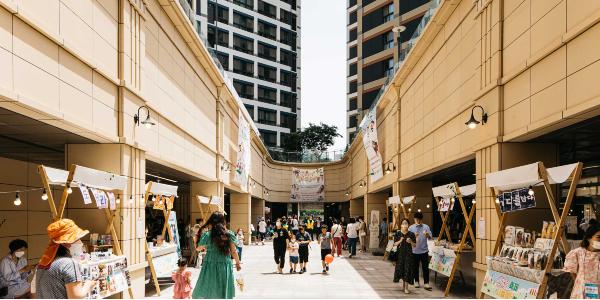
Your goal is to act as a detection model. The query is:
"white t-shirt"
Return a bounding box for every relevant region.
[292,219,299,230]
[331,224,343,238]
[289,241,299,256]
[258,221,267,233]
[346,223,358,238]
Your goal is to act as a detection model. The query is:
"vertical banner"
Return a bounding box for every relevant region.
[234,112,251,191]
[360,109,383,182]
[168,211,181,256]
[291,168,325,202]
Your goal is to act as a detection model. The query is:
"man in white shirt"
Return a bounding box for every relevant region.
[346,218,358,258]
[331,219,344,257]
[258,218,267,246]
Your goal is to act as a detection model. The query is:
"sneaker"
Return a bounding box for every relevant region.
[322,269,327,274]
[302,267,306,273]
[414,282,421,288]
[299,269,304,274]
[290,268,293,273]
[326,264,329,271]
[424,283,432,291]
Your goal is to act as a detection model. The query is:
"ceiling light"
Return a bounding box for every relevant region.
[465,105,488,129]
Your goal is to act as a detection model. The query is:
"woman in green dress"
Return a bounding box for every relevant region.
[193,211,241,299]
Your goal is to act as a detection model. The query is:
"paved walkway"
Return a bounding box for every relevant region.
[147,241,476,298]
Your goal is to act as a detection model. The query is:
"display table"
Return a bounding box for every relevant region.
[147,243,178,278]
[80,255,130,299]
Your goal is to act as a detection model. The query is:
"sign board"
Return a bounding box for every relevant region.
[497,188,536,213]
[481,269,540,299]
[291,168,325,202]
[168,211,181,256]
[152,251,180,278]
[439,198,452,212]
[428,246,456,277]
[402,196,414,205]
[388,195,401,205]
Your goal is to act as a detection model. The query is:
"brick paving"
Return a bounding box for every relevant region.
[147,241,476,298]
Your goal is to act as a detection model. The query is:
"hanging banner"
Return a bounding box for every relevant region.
[234,112,251,191]
[497,187,536,213]
[168,211,181,256]
[360,109,383,182]
[290,168,325,202]
[481,270,540,299]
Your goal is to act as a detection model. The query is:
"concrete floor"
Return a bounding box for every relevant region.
[146,241,476,298]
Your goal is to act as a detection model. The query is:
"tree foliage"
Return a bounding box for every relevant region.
[299,123,341,159]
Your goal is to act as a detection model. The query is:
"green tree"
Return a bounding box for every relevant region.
[281,131,303,153]
[300,123,341,160]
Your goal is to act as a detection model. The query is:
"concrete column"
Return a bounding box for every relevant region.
[190,181,222,224]
[230,192,251,245]
[349,197,364,217]
[251,197,265,226]
[474,143,558,293]
[65,144,146,299]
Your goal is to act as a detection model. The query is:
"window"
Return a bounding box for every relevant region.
[348,63,357,76]
[196,0,201,15]
[207,3,228,23]
[348,28,357,42]
[348,0,357,8]
[400,0,429,15]
[216,51,229,70]
[362,89,379,109]
[363,3,394,32]
[258,85,277,104]
[349,132,356,142]
[233,11,253,32]
[258,20,277,40]
[217,29,229,47]
[233,56,254,77]
[280,112,297,131]
[258,42,277,62]
[207,26,216,47]
[363,58,394,84]
[259,129,277,147]
[385,58,395,77]
[281,0,297,9]
[257,109,277,126]
[348,46,357,59]
[280,70,296,89]
[258,64,277,82]
[233,0,253,9]
[233,79,254,99]
[348,10,357,25]
[280,28,297,50]
[280,49,296,70]
[399,16,423,43]
[233,34,253,54]
[362,0,376,6]
[258,0,276,18]
[280,91,297,112]
[348,97,357,110]
[383,3,394,22]
[362,31,393,58]
[348,115,358,128]
[244,104,254,119]
[280,9,297,27]
[348,80,357,94]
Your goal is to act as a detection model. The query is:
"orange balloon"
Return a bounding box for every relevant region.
[325,254,334,264]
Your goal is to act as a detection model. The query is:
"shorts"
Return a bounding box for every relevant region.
[299,246,309,263]
[321,249,332,261]
[290,256,299,264]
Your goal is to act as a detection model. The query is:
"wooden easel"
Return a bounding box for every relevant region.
[432,183,476,297]
[38,164,134,299]
[143,181,178,296]
[479,162,583,299]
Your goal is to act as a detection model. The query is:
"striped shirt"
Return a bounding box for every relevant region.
[36,257,83,299]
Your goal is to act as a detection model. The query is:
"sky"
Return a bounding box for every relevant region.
[300,0,347,152]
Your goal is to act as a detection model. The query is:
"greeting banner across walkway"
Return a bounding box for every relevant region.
[291,167,325,202]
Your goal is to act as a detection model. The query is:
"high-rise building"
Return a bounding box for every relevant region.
[346,0,431,144]
[195,0,301,149]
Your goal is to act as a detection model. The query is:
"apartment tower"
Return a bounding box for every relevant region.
[346,0,431,143]
[195,0,301,149]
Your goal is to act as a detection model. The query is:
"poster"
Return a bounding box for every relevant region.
[165,195,174,210]
[234,112,251,191]
[481,269,540,299]
[439,197,451,212]
[290,168,325,202]
[107,192,116,210]
[566,216,578,234]
[152,195,164,210]
[369,210,380,249]
[477,217,486,239]
[428,246,456,277]
[168,211,181,256]
[79,184,92,205]
[360,109,383,182]
[497,188,536,213]
[388,195,400,205]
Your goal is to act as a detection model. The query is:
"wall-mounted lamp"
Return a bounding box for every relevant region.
[465,105,488,129]
[345,190,350,196]
[134,105,156,129]
[385,162,396,174]
[221,162,231,173]
[358,179,366,188]
[264,188,269,196]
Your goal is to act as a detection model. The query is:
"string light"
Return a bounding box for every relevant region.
[129,196,134,206]
[116,196,121,205]
[528,186,534,196]
[67,187,73,194]
[472,199,476,204]
[14,192,21,206]
[417,208,422,212]
[41,188,48,201]
[495,198,500,204]
[426,204,430,208]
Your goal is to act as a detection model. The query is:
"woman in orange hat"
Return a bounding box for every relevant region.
[35,219,97,299]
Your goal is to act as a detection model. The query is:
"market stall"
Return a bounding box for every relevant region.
[383,195,417,260]
[38,164,133,299]
[143,181,179,296]
[479,162,583,299]
[430,182,476,297]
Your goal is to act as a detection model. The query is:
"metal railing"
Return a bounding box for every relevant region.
[178,0,195,25]
[267,148,347,163]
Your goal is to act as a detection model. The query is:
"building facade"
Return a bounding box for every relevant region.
[195,0,301,149]
[346,0,432,143]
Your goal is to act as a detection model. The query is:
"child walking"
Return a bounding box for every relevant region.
[288,235,300,273]
[236,228,245,262]
[318,225,333,274]
[172,258,192,299]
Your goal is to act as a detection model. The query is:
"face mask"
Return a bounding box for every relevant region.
[14,251,25,258]
[70,241,84,257]
[592,241,600,250]
[276,222,282,227]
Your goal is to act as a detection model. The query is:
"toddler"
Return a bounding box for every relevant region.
[172,258,192,299]
[236,228,245,262]
[288,235,300,273]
